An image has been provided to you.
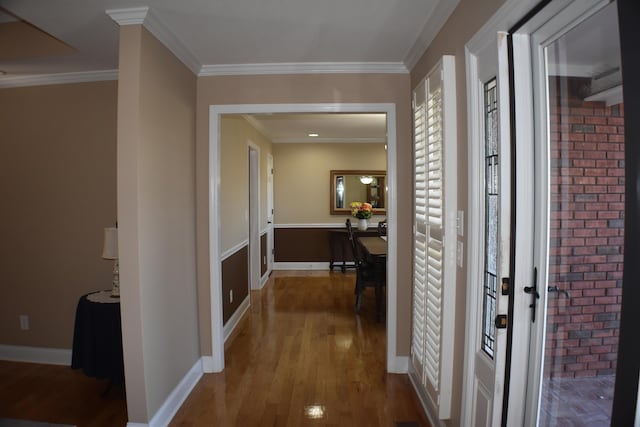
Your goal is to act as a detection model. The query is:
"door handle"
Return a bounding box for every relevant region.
[523,267,539,323]
[548,285,570,298]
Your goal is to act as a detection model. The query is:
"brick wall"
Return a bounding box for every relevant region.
[544,77,624,378]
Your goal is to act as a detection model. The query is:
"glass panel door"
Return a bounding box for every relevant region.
[538,3,623,425]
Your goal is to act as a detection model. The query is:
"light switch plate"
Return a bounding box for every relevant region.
[457,210,464,237]
[457,241,464,268]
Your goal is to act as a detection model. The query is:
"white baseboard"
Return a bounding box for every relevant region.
[260,272,269,289]
[387,355,409,374]
[273,262,330,270]
[145,357,203,427]
[200,355,215,373]
[0,344,72,365]
[409,367,443,427]
[223,295,250,342]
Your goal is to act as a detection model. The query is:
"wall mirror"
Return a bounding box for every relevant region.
[330,170,386,215]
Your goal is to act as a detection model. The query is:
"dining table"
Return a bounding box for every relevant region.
[357,236,387,322]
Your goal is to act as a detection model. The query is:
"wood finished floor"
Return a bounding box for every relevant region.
[0,271,429,427]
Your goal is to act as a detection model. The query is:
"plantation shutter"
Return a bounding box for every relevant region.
[412,79,427,379]
[410,55,457,420]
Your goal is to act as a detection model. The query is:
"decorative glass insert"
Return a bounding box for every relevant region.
[482,77,498,358]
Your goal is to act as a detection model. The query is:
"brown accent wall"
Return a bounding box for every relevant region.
[545,77,623,379]
[274,228,332,262]
[0,81,117,349]
[222,245,249,324]
[274,227,379,263]
[260,233,268,277]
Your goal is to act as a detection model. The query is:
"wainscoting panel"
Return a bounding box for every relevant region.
[221,245,248,324]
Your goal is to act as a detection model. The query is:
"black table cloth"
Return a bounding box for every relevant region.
[71,291,124,384]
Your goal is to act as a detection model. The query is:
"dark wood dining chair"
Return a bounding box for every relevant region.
[346,218,380,314]
[377,218,387,236]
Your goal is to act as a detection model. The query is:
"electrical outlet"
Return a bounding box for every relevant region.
[19,315,29,331]
[229,290,233,303]
[457,241,464,268]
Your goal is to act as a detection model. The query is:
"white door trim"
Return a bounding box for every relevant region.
[208,103,399,373]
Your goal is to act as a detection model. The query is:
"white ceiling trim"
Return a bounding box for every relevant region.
[585,84,623,107]
[106,7,201,75]
[199,62,408,76]
[0,70,118,88]
[403,0,461,70]
[105,6,149,25]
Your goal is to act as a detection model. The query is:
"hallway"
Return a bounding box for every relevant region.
[170,271,429,426]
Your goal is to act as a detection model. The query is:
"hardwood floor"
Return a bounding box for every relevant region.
[171,271,429,427]
[0,360,127,426]
[0,271,429,427]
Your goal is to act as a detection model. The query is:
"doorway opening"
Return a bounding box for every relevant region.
[207,103,399,373]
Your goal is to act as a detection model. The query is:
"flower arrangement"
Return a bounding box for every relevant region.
[350,202,373,219]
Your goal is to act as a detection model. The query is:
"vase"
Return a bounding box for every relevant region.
[357,218,368,231]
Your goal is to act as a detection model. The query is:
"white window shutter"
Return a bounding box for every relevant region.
[411,55,457,420]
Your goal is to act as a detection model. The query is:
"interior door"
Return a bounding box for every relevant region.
[463,31,513,427]
[267,154,274,274]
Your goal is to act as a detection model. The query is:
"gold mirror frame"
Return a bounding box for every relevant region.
[330,170,386,215]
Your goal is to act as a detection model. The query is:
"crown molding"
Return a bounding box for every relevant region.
[403,0,461,71]
[142,8,201,75]
[0,70,118,88]
[199,62,408,76]
[106,7,201,75]
[105,6,149,25]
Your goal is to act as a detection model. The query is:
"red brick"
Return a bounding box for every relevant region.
[587,361,611,370]
[609,134,625,143]
[577,354,599,363]
[584,151,607,159]
[583,305,605,314]
[571,108,593,116]
[584,133,609,142]
[591,345,612,354]
[574,370,597,378]
[586,116,608,125]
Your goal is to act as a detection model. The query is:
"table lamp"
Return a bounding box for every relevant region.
[102,227,119,298]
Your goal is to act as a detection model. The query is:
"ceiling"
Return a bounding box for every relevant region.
[241,113,387,144]
[0,0,460,81]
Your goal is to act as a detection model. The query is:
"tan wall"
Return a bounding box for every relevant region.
[273,143,386,224]
[195,74,412,361]
[220,116,273,253]
[0,81,117,348]
[410,0,507,424]
[117,26,198,422]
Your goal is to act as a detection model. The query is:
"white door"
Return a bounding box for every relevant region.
[248,145,261,290]
[509,1,624,425]
[462,31,513,427]
[266,154,274,274]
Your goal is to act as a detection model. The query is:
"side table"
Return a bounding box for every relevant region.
[71,290,124,386]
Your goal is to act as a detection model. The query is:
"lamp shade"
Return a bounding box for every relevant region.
[359,176,374,185]
[102,227,118,259]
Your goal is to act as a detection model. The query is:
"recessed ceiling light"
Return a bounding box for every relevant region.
[308,133,319,137]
